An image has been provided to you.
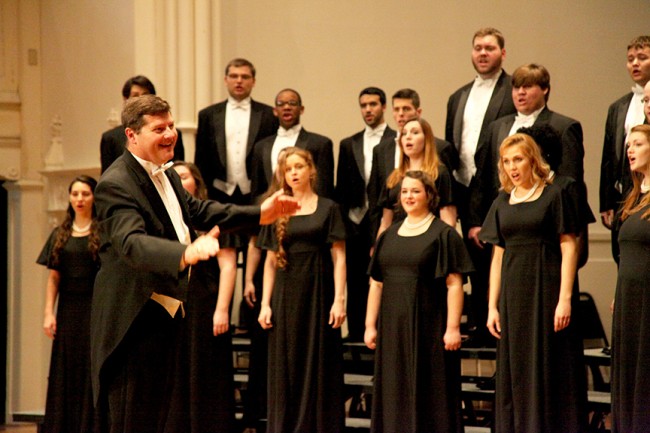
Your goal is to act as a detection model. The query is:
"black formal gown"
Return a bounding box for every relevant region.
[378,165,454,225]
[37,230,99,433]
[612,199,650,433]
[182,257,236,433]
[259,197,346,433]
[368,218,473,433]
[164,220,239,433]
[480,185,588,433]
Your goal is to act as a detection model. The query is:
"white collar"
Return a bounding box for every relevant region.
[632,84,645,98]
[131,152,174,176]
[475,69,503,87]
[277,124,302,137]
[364,123,387,137]
[516,105,545,122]
[227,96,252,108]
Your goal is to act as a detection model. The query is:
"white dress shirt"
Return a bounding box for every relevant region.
[271,124,302,173]
[509,105,546,136]
[224,96,252,195]
[132,153,189,317]
[363,123,387,183]
[455,71,501,187]
[625,84,646,141]
[348,123,387,224]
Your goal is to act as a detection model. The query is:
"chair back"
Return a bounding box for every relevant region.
[577,292,609,349]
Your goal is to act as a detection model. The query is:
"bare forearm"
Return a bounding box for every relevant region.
[245,237,261,284]
[559,234,578,303]
[365,279,383,329]
[331,242,347,304]
[215,249,237,312]
[44,270,60,315]
[488,246,504,309]
[446,273,464,329]
[261,252,277,307]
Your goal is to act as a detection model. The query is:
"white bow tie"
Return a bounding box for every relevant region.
[151,161,174,176]
[632,85,645,98]
[229,100,250,110]
[365,129,383,138]
[475,76,496,88]
[277,128,295,138]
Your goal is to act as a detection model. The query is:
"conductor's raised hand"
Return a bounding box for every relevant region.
[182,225,220,267]
[259,190,300,225]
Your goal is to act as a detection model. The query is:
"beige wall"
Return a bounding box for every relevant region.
[5,0,650,415]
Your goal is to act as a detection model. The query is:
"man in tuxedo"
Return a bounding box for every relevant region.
[194,58,278,205]
[100,75,184,173]
[445,27,516,345]
[471,63,585,236]
[335,87,395,341]
[367,88,456,239]
[91,95,297,433]
[599,36,650,263]
[250,88,335,200]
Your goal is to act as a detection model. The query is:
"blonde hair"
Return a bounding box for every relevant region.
[621,125,650,222]
[274,147,317,269]
[387,117,440,189]
[498,133,551,193]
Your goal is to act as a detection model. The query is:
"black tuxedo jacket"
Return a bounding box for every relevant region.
[445,70,516,152]
[599,93,634,213]
[250,128,335,201]
[90,151,260,403]
[470,107,585,227]
[194,99,278,202]
[335,126,396,217]
[100,125,185,173]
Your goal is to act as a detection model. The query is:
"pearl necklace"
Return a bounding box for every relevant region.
[510,181,540,204]
[72,221,91,233]
[403,212,434,230]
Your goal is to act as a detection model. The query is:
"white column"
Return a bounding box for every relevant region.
[210,2,223,104]
[163,0,179,107]
[176,0,197,160]
[195,0,212,112]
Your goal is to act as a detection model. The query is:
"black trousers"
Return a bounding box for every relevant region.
[99,301,185,433]
[345,215,373,342]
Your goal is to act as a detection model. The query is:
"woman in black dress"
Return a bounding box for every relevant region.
[481,133,587,433]
[611,124,650,432]
[375,117,456,239]
[172,161,238,433]
[241,149,287,433]
[258,147,347,433]
[517,124,595,269]
[38,175,100,433]
[365,170,473,433]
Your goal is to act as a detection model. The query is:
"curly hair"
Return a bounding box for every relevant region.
[621,125,650,222]
[387,117,440,189]
[50,175,100,267]
[274,147,317,269]
[398,170,440,214]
